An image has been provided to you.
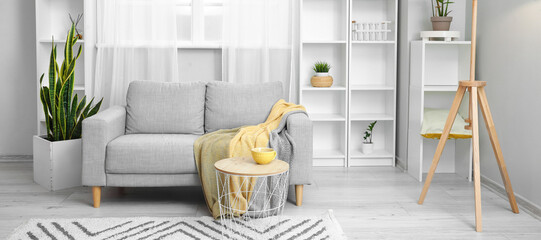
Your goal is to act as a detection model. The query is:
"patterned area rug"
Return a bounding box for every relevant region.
[8,210,345,240]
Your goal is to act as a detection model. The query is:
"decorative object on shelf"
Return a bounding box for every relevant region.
[351,21,391,41]
[34,24,103,191]
[361,121,377,154]
[251,147,277,165]
[431,0,453,31]
[69,13,84,39]
[310,61,333,87]
[421,108,471,139]
[420,31,460,42]
[419,0,519,232]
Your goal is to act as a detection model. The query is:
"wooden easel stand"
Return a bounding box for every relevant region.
[417,0,519,232]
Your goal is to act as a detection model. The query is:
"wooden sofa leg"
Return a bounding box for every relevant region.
[295,185,303,206]
[92,186,101,208]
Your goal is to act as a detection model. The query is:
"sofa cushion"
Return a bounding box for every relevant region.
[126,81,206,134]
[205,81,283,133]
[105,134,199,174]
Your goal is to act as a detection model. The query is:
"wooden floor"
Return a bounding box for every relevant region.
[1,161,540,239]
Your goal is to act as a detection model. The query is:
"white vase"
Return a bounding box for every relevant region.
[33,136,82,191]
[361,142,374,154]
[315,72,329,77]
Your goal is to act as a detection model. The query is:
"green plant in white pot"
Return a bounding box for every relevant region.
[431,0,454,31]
[310,61,333,87]
[362,121,377,154]
[33,23,102,191]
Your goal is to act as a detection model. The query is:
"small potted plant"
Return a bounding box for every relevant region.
[34,23,102,191]
[310,61,333,87]
[431,0,453,31]
[362,121,377,154]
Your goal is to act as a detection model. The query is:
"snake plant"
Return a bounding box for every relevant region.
[39,23,102,141]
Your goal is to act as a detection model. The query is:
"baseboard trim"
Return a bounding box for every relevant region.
[395,156,406,172]
[481,175,541,221]
[0,155,32,162]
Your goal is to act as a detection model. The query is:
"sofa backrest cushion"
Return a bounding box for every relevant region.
[205,81,283,133]
[126,81,206,134]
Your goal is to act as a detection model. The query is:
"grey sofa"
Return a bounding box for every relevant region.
[82,81,313,208]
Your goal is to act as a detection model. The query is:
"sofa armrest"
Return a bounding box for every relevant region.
[287,113,313,185]
[82,106,126,186]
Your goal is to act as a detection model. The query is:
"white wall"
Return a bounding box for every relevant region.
[397,0,467,169]
[472,0,541,208]
[0,0,37,155]
[178,49,222,82]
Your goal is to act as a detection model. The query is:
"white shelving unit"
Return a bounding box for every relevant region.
[35,0,97,136]
[300,0,397,167]
[407,40,473,181]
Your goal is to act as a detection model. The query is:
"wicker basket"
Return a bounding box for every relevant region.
[310,75,333,87]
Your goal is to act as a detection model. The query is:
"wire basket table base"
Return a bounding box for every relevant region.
[215,169,289,238]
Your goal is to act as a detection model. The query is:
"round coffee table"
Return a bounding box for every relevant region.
[214,157,289,234]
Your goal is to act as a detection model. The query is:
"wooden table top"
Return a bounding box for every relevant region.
[214,157,289,176]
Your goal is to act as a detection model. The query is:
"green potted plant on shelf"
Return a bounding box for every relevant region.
[431,0,454,31]
[310,61,333,87]
[33,23,102,191]
[362,121,377,154]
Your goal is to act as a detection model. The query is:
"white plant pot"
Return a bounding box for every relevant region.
[315,72,329,77]
[33,136,82,191]
[361,143,374,154]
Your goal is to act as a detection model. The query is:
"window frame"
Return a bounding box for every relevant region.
[177,0,223,48]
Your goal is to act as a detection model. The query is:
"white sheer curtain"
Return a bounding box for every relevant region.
[222,0,299,101]
[94,0,179,107]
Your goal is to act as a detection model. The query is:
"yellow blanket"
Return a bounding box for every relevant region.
[194,99,306,218]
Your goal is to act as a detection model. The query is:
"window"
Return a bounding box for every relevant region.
[176,0,223,46]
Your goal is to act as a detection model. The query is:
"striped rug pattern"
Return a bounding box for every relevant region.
[8,211,345,240]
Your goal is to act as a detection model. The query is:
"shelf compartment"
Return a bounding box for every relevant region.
[301,85,346,91]
[424,92,469,117]
[350,84,394,91]
[349,120,394,166]
[302,91,346,120]
[350,113,393,121]
[314,149,346,158]
[351,41,395,44]
[350,90,394,117]
[424,85,458,92]
[312,121,347,166]
[36,0,84,42]
[302,0,348,42]
[351,0,396,41]
[350,149,393,159]
[349,158,394,166]
[424,44,471,86]
[310,113,346,122]
[350,43,395,86]
[301,43,347,88]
